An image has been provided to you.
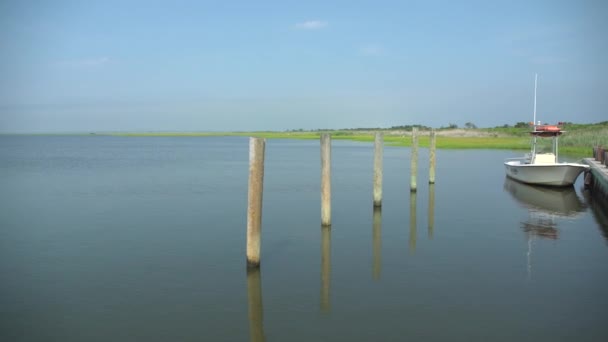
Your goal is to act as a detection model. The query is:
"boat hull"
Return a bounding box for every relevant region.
[504,161,589,186]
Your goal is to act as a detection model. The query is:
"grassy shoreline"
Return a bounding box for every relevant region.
[10,123,604,157]
[109,130,593,156]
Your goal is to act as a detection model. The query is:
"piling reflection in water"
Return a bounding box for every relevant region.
[246,268,265,342]
[409,192,417,254]
[320,226,331,312]
[372,208,382,280]
[428,184,435,239]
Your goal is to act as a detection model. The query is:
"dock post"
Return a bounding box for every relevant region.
[373,132,383,207]
[410,127,418,192]
[429,129,436,184]
[247,137,266,268]
[321,134,332,227]
[592,146,598,160]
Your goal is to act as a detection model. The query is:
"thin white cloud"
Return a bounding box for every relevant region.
[56,57,111,68]
[359,44,386,56]
[294,20,328,30]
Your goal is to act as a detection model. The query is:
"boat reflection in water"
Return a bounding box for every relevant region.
[504,177,586,238]
[504,178,586,279]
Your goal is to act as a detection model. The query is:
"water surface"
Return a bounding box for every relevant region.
[1,136,607,341]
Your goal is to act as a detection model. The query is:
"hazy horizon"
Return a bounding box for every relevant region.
[1,0,607,133]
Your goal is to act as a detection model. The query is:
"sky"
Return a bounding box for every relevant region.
[0,0,606,132]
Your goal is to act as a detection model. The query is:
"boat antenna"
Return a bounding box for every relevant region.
[533,73,537,127]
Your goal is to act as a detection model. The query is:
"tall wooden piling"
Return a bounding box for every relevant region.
[429,129,436,184]
[321,134,332,227]
[372,208,382,280]
[320,226,331,312]
[409,192,417,254]
[373,132,383,207]
[247,137,266,268]
[410,128,419,192]
[247,268,266,342]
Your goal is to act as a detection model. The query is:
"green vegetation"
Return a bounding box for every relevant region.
[482,121,608,155]
[109,121,608,157]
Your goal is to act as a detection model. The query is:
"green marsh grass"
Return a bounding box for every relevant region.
[111,121,607,157]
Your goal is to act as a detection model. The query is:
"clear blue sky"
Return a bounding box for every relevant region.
[1,0,606,132]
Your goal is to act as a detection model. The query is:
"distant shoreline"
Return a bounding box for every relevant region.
[103,130,579,156]
[4,124,606,157]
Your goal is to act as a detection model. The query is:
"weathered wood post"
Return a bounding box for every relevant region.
[247,268,266,342]
[373,132,383,207]
[372,207,382,280]
[410,127,418,192]
[321,134,332,227]
[409,192,417,254]
[429,129,436,184]
[320,226,331,312]
[428,184,435,239]
[247,137,265,268]
[592,146,598,160]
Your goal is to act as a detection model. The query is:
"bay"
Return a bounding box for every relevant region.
[1,136,607,341]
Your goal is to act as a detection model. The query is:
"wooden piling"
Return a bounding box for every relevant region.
[429,129,436,184]
[321,134,332,227]
[247,268,266,342]
[583,158,608,202]
[410,127,418,192]
[247,137,265,268]
[409,192,417,254]
[372,207,382,280]
[373,132,383,207]
[320,226,331,312]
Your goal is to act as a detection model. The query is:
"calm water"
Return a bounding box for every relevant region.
[1,136,607,342]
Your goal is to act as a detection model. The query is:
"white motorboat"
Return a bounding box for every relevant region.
[504,75,589,187]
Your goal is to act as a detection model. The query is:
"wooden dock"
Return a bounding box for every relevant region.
[583,158,608,201]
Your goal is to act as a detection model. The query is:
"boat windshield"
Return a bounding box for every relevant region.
[535,138,553,154]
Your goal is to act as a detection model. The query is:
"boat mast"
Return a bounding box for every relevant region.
[533,73,537,127]
[531,74,538,158]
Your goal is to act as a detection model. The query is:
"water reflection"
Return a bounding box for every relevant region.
[504,178,587,279]
[320,226,331,312]
[428,184,435,239]
[583,190,608,243]
[247,268,265,342]
[409,192,417,254]
[504,178,586,239]
[372,208,382,280]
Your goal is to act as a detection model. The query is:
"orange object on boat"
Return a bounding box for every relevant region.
[536,125,560,132]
